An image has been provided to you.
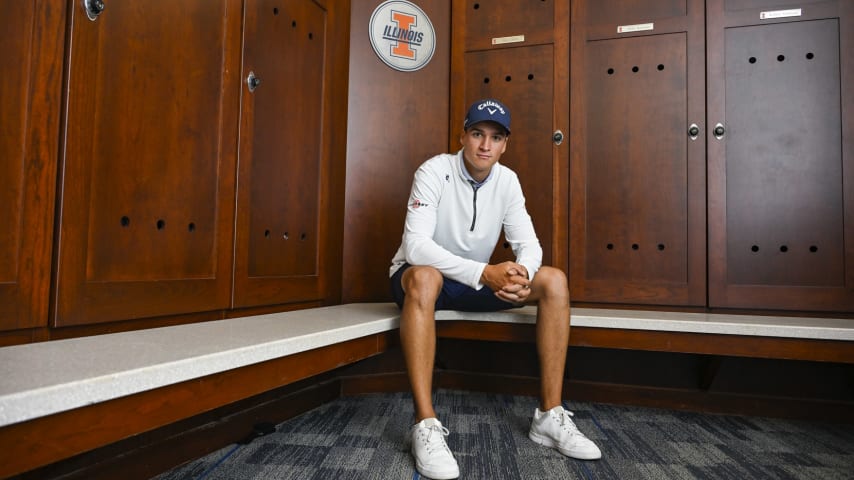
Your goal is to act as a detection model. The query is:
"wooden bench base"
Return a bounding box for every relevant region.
[437,321,854,363]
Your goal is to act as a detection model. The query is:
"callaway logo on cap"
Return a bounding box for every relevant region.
[463,99,511,134]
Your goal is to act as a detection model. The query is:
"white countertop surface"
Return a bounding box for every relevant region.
[0,304,401,428]
[444,307,854,340]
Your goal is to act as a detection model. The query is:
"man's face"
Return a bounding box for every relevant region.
[460,122,508,182]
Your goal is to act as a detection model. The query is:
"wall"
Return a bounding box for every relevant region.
[342,0,451,302]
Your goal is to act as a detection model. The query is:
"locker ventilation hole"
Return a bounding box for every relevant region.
[300,233,307,241]
[631,243,639,250]
[606,243,614,250]
[779,245,788,253]
[751,245,759,252]
[483,77,490,84]
[473,3,479,9]
[809,245,818,252]
[806,52,814,60]
[292,21,297,28]
[749,57,757,64]
[188,223,196,233]
[777,55,785,62]
[264,229,271,238]
[632,66,639,73]
[657,64,664,71]
[607,68,614,75]
[120,216,130,227]
[273,7,278,15]
[283,232,289,240]
[528,74,534,80]
[156,219,166,230]
[657,244,665,251]
[505,75,512,82]
[503,242,510,249]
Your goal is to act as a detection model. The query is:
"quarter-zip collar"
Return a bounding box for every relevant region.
[458,152,495,231]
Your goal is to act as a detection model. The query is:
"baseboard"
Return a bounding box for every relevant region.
[15,375,342,480]
[432,370,854,423]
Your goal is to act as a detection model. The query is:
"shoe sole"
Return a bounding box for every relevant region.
[414,461,460,480]
[528,430,602,460]
[413,448,460,479]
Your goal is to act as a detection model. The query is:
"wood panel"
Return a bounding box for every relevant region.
[342,0,450,302]
[436,321,854,363]
[53,0,243,326]
[585,0,686,26]
[233,0,349,307]
[452,0,570,271]
[436,372,854,424]
[460,0,556,50]
[464,46,556,267]
[18,379,342,480]
[570,0,706,306]
[0,3,66,331]
[707,0,854,311]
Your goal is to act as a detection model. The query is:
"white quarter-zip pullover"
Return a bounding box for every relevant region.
[389,151,543,289]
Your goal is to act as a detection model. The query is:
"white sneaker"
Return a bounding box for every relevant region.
[529,405,602,460]
[411,418,460,479]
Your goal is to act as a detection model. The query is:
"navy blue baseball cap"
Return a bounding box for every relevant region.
[463,99,511,134]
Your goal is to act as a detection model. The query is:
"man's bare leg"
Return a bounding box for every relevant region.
[525,266,571,411]
[525,267,600,460]
[399,266,444,422]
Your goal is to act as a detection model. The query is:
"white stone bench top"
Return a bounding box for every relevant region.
[1,302,851,428]
[443,307,854,341]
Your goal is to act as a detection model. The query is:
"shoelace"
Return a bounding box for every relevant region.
[421,424,451,454]
[555,409,588,438]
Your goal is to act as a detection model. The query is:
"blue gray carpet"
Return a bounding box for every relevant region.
[153,389,854,479]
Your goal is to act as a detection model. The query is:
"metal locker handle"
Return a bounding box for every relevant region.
[688,123,700,141]
[714,123,725,140]
[553,130,564,146]
[84,0,105,21]
[247,72,261,92]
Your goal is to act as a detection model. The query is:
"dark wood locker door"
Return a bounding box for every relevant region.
[451,0,569,270]
[569,0,707,306]
[707,0,854,311]
[232,0,349,308]
[54,0,243,326]
[0,3,66,331]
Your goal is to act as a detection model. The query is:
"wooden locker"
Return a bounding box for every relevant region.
[0,3,66,331]
[464,46,557,267]
[451,0,569,270]
[232,0,348,308]
[53,0,243,326]
[707,0,854,311]
[569,0,707,306]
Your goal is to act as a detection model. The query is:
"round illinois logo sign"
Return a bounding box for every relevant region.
[369,1,436,72]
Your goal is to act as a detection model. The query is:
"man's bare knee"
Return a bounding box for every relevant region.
[534,266,569,303]
[402,266,443,307]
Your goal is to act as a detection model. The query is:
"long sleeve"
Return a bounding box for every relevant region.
[502,178,543,280]
[400,162,487,288]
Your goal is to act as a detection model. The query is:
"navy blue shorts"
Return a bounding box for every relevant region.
[390,263,521,312]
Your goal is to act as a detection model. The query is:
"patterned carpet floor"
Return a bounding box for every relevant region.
[153,389,854,479]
